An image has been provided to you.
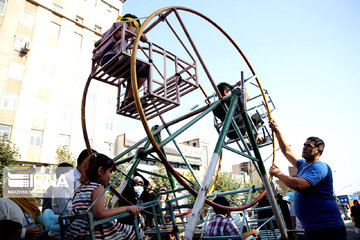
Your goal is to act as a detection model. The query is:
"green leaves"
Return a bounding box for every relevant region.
[55,145,76,166]
[0,135,21,195]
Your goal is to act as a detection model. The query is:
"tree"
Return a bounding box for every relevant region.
[105,164,125,202]
[150,162,173,192]
[56,145,76,167]
[185,172,245,206]
[209,172,244,203]
[0,135,21,194]
[239,179,263,205]
[199,172,263,207]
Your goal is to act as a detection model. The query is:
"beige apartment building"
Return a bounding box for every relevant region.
[115,134,210,181]
[0,0,126,164]
[0,0,211,180]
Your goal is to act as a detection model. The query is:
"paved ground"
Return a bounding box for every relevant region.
[345,220,360,240]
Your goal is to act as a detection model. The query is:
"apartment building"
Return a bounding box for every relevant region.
[114,134,210,181]
[0,0,125,164]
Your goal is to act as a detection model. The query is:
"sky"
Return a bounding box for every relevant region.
[118,0,360,195]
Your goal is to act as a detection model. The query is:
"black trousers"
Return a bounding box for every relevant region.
[304,225,347,240]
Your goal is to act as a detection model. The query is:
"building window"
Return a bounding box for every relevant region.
[74,32,83,49]
[49,22,61,39]
[0,0,7,16]
[191,165,200,171]
[105,118,113,130]
[52,4,63,14]
[100,1,119,25]
[1,92,17,110]
[58,134,70,147]
[88,89,96,101]
[30,130,42,147]
[94,25,102,33]
[21,10,35,28]
[75,15,84,24]
[140,160,155,165]
[0,124,11,139]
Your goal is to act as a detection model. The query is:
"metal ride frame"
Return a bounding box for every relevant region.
[201,187,283,240]
[75,6,288,240]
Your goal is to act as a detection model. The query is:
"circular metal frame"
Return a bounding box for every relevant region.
[131,6,273,211]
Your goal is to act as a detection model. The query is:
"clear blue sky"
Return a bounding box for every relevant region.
[121,0,360,195]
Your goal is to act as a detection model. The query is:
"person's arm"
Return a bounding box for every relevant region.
[93,22,119,52]
[91,185,141,220]
[269,119,298,168]
[53,173,73,215]
[269,165,312,191]
[0,200,38,239]
[56,198,71,216]
[125,31,147,42]
[25,226,40,239]
[235,80,250,101]
[140,34,148,42]
[242,229,259,239]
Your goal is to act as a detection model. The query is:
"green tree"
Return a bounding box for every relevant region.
[238,179,263,205]
[56,145,76,167]
[105,164,125,202]
[150,162,173,192]
[209,172,244,203]
[0,135,21,194]
[185,172,244,205]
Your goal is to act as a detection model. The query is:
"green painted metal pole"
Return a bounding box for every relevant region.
[153,126,185,221]
[133,218,141,239]
[222,145,259,162]
[163,124,201,187]
[184,91,239,240]
[136,168,169,179]
[159,100,222,148]
[112,124,166,162]
[132,101,222,159]
[152,203,161,240]
[237,88,288,239]
[88,212,96,240]
[110,140,152,206]
[168,201,181,240]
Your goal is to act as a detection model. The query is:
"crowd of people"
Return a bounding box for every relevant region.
[0,123,357,240]
[0,148,172,240]
[1,95,356,240]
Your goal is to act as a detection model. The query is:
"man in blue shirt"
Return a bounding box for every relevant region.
[268,119,345,240]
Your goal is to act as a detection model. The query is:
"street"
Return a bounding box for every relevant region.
[346,220,360,240]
